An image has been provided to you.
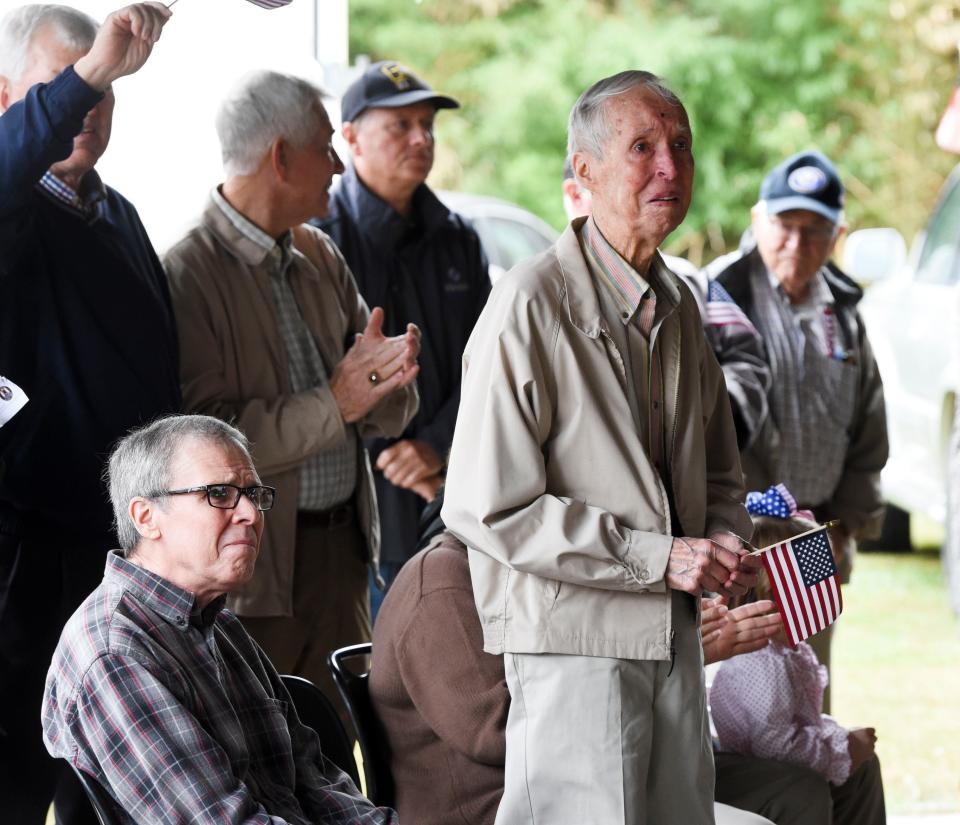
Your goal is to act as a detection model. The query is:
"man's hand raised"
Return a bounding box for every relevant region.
[74,3,172,92]
[329,308,420,423]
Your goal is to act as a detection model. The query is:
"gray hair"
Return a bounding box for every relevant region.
[567,70,683,161]
[0,5,97,83]
[216,69,330,177]
[106,415,252,554]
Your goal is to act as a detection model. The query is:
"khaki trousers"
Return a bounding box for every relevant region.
[241,514,371,735]
[495,592,714,825]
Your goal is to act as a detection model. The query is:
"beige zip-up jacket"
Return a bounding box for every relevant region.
[442,219,751,661]
[165,198,418,617]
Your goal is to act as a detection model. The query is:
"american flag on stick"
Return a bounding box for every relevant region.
[756,526,843,648]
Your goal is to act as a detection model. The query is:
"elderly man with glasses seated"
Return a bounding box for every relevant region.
[42,414,399,825]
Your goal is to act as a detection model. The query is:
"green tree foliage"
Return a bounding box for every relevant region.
[349,0,960,262]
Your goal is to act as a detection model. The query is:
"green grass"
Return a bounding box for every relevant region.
[832,546,960,814]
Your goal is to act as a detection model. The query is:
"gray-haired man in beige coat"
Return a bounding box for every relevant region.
[443,70,761,825]
[164,70,420,723]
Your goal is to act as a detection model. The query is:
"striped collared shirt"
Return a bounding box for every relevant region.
[43,552,397,824]
[211,188,357,510]
[579,217,675,491]
[37,170,107,218]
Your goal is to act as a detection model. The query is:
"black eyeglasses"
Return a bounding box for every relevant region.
[156,483,276,512]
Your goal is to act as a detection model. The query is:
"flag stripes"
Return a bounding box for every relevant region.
[762,528,842,647]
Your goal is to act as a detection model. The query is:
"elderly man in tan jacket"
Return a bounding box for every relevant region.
[442,70,760,825]
[164,70,419,721]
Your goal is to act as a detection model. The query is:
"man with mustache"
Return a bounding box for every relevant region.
[443,70,761,824]
[43,414,399,824]
[0,4,179,821]
[315,61,490,611]
[164,70,419,726]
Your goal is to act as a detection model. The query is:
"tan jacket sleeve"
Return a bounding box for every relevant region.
[443,279,674,593]
[696,321,754,541]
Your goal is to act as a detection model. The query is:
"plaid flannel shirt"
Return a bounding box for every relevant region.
[42,552,398,825]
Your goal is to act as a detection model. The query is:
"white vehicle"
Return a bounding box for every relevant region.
[438,192,559,281]
[845,168,960,611]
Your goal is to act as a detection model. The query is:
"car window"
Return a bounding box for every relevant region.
[916,178,960,285]
[481,217,556,271]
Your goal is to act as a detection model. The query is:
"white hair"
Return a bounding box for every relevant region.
[567,69,683,161]
[216,70,330,178]
[0,4,97,82]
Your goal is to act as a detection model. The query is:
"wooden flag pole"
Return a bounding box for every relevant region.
[747,520,841,556]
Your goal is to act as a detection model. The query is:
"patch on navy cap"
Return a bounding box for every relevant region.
[786,165,828,195]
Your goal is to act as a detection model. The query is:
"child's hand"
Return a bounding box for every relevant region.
[847,726,877,774]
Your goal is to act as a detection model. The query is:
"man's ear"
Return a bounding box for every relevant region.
[571,151,592,188]
[0,76,11,113]
[829,222,847,257]
[269,138,289,181]
[342,121,361,156]
[129,497,162,542]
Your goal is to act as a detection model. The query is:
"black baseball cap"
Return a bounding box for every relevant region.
[759,150,844,224]
[341,60,460,123]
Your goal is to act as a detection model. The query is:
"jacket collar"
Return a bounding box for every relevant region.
[555,217,681,338]
[337,163,452,248]
[203,190,310,277]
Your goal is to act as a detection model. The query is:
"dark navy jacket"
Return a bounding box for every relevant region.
[0,67,181,542]
[314,166,490,564]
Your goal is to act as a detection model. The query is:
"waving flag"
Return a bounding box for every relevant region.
[705,279,758,336]
[761,526,843,647]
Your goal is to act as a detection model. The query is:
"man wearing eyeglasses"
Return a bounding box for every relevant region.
[705,151,889,708]
[164,70,420,725]
[42,414,399,824]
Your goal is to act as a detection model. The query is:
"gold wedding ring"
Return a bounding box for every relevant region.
[368,371,380,385]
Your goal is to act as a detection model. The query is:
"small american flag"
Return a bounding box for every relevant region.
[705,279,758,336]
[762,526,843,647]
[244,0,292,7]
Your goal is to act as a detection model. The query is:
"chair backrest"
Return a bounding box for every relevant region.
[327,643,395,808]
[280,674,361,788]
[68,763,123,825]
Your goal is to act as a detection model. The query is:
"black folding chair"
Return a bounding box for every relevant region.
[68,762,123,825]
[280,673,361,788]
[328,643,395,808]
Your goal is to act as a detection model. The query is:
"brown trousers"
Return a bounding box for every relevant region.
[241,514,371,736]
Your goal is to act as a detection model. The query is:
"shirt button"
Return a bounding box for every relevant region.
[621,311,629,320]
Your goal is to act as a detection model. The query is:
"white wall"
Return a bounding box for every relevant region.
[67,0,349,252]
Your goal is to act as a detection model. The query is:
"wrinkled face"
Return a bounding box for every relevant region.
[150,438,265,603]
[284,108,344,221]
[576,86,694,245]
[348,101,436,194]
[1,25,113,182]
[751,206,838,296]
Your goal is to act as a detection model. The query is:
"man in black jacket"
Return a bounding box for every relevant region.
[315,61,490,608]
[0,4,179,822]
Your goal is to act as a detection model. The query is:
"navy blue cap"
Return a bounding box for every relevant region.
[759,150,844,224]
[341,61,459,123]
